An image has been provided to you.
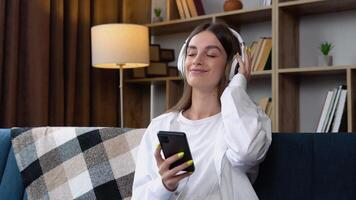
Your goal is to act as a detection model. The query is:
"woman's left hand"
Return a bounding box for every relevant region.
[236,47,252,81]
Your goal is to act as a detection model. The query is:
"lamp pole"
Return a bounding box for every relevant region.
[119,64,124,128]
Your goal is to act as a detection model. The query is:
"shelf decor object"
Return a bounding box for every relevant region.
[91,24,149,127]
[318,41,334,66]
[223,0,243,11]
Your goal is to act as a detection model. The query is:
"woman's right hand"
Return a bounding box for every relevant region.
[154,144,193,191]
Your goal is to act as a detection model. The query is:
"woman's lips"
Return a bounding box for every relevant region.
[189,68,208,75]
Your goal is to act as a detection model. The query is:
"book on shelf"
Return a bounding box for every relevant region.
[258,96,272,119]
[258,97,269,111]
[324,85,345,132]
[316,90,334,133]
[193,0,205,16]
[331,89,347,132]
[316,85,347,133]
[146,62,168,76]
[168,66,179,77]
[263,51,272,71]
[176,0,204,19]
[266,99,272,119]
[181,0,191,18]
[176,0,186,19]
[250,38,272,72]
[160,49,175,62]
[132,68,146,78]
[194,0,205,15]
[186,0,198,17]
[150,44,161,62]
[254,37,272,71]
[263,0,272,6]
[251,39,262,71]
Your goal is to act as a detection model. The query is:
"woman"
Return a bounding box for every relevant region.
[132,22,271,200]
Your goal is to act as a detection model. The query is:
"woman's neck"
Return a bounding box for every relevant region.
[183,88,221,120]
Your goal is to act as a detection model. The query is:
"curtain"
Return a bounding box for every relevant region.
[0,0,123,127]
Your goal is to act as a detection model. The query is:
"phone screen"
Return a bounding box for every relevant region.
[157,131,195,172]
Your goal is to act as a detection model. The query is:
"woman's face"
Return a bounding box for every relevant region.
[185,31,227,92]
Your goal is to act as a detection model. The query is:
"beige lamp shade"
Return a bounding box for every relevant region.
[91,24,149,69]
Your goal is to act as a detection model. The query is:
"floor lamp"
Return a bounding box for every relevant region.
[91,24,149,127]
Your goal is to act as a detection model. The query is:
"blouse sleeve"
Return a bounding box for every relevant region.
[131,125,174,200]
[220,73,272,170]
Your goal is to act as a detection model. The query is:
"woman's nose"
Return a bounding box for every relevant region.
[193,52,204,65]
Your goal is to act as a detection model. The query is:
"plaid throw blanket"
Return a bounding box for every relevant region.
[11,127,145,200]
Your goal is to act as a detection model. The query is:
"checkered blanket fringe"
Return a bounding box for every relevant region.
[11,127,144,200]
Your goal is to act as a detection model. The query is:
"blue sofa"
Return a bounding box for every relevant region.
[1,128,356,200]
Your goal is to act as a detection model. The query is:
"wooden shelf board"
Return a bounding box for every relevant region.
[126,76,183,83]
[279,0,356,16]
[278,65,352,75]
[216,6,272,24]
[251,70,273,78]
[147,16,212,36]
[147,6,272,35]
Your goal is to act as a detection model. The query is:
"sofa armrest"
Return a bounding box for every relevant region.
[0,129,27,200]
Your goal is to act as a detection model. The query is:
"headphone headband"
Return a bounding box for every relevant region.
[177,27,245,81]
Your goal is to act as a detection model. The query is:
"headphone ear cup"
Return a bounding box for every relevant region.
[177,42,187,77]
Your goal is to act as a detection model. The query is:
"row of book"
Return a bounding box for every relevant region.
[258,97,273,120]
[176,0,205,19]
[133,44,178,78]
[316,85,347,133]
[263,0,272,6]
[249,37,272,72]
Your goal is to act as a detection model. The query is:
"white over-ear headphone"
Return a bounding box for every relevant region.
[177,27,245,81]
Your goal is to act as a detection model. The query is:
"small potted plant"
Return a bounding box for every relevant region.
[153,8,163,23]
[318,41,334,66]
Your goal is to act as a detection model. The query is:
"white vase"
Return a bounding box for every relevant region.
[153,16,163,23]
[318,55,333,66]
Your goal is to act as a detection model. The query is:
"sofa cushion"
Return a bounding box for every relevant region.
[253,133,313,200]
[313,133,356,199]
[11,127,145,200]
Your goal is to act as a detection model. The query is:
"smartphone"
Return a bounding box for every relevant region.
[157,131,195,172]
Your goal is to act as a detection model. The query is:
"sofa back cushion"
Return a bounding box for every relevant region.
[11,127,145,200]
[254,133,356,200]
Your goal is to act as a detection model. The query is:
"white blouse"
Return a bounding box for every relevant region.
[132,74,272,200]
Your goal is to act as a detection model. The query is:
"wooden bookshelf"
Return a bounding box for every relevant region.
[278,0,356,16]
[122,0,356,132]
[278,65,351,75]
[147,6,272,36]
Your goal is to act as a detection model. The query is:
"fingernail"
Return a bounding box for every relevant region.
[177,152,184,158]
[186,160,193,166]
[156,144,160,149]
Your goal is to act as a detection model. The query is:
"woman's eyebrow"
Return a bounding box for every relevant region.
[187,45,222,52]
[206,45,222,52]
[187,46,197,50]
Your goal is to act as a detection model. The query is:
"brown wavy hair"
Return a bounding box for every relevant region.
[168,21,242,112]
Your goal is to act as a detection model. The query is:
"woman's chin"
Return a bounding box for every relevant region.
[187,78,215,89]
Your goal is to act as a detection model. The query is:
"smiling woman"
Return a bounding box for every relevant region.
[132,21,272,200]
